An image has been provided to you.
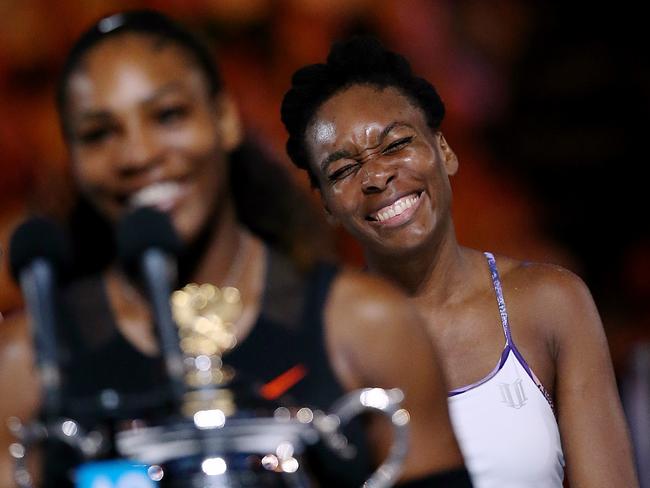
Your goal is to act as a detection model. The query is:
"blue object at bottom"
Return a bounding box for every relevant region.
[76,460,157,488]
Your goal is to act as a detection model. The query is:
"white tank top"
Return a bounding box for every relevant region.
[447,252,565,488]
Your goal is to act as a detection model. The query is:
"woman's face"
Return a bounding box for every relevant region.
[305,84,458,257]
[64,33,240,242]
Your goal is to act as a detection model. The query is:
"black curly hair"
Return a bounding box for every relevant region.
[281,36,446,187]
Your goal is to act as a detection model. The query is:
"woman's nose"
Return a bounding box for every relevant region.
[117,124,161,175]
[361,161,396,194]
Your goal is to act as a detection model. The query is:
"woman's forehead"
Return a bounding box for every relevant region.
[66,34,207,109]
[80,34,200,81]
[309,85,425,140]
[316,85,423,126]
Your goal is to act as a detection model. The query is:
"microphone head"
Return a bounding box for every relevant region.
[8,217,71,282]
[116,207,181,270]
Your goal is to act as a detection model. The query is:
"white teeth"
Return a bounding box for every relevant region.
[373,194,420,222]
[129,181,183,209]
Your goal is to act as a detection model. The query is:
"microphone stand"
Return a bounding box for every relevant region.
[141,249,186,409]
[19,258,62,419]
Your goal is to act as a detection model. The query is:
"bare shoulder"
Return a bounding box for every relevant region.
[322,267,437,389]
[326,267,422,335]
[496,255,602,341]
[503,258,596,313]
[323,271,466,477]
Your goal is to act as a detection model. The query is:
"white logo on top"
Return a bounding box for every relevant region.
[499,378,527,409]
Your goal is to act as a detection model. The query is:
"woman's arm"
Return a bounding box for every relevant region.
[0,312,41,487]
[324,269,468,483]
[541,266,638,487]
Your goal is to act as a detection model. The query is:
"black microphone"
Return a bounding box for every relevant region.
[116,207,185,407]
[9,217,70,418]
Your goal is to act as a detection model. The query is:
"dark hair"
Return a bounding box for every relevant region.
[281,36,446,187]
[56,9,221,140]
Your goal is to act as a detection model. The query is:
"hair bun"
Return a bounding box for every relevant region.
[327,36,411,78]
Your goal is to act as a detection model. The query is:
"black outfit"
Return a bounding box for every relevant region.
[45,249,370,487]
[396,469,473,487]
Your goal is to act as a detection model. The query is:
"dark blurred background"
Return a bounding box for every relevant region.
[0,0,648,471]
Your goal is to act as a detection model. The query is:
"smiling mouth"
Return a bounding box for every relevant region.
[367,192,421,222]
[128,181,186,212]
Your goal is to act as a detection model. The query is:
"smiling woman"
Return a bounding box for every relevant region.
[0,10,470,488]
[282,36,639,488]
[305,84,457,256]
[68,42,233,238]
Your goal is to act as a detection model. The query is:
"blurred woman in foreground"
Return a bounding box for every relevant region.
[0,10,469,487]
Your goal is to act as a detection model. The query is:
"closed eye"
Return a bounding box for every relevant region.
[383,136,413,154]
[328,162,361,182]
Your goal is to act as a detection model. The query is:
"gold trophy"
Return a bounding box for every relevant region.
[171,283,241,418]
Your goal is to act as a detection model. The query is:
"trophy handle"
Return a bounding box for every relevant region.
[317,388,409,488]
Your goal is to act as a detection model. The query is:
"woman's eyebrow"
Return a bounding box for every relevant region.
[75,110,112,121]
[142,81,187,105]
[73,82,188,123]
[319,120,410,171]
[320,149,353,172]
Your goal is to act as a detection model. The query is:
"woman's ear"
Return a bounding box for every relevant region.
[215,93,243,152]
[438,132,459,176]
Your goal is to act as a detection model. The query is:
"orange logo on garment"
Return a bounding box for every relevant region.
[260,364,308,400]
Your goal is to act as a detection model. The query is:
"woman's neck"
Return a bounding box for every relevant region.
[365,227,475,307]
[179,200,267,342]
[188,202,249,287]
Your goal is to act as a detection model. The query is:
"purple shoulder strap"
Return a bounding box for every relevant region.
[484,252,513,345]
[483,252,555,410]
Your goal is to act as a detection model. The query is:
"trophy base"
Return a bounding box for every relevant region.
[116,416,316,488]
